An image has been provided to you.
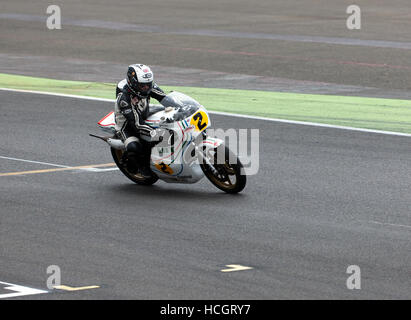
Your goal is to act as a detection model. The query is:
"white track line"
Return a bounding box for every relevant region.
[0,155,70,168]
[369,221,411,230]
[0,281,48,299]
[0,87,114,102]
[209,110,411,137]
[84,167,118,172]
[1,87,411,137]
[0,155,117,172]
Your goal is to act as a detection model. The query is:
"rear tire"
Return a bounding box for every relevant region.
[200,145,246,194]
[111,147,158,185]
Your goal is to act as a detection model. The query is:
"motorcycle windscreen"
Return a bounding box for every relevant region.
[160,91,201,121]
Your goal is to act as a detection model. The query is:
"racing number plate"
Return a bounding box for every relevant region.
[190,111,209,132]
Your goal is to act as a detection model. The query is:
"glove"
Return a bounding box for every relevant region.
[150,128,164,143]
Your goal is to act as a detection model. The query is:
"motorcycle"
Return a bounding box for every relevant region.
[90,91,246,193]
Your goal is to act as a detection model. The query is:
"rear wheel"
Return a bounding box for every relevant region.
[111,147,158,185]
[200,145,246,194]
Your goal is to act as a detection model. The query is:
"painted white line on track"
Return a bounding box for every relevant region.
[0,155,118,173]
[0,281,48,299]
[84,167,119,172]
[0,155,70,168]
[2,87,411,138]
[369,221,411,230]
[0,87,114,102]
[209,110,411,137]
[221,265,253,272]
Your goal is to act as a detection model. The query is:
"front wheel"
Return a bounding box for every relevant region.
[111,148,158,185]
[200,145,246,194]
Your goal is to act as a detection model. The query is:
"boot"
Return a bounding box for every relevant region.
[119,151,128,166]
[138,166,152,179]
[136,154,152,178]
[120,151,139,174]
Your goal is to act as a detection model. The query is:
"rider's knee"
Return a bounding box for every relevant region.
[124,136,142,154]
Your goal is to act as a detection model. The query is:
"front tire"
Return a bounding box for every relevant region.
[111,147,158,185]
[200,145,246,194]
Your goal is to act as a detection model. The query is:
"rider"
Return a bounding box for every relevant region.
[114,64,167,177]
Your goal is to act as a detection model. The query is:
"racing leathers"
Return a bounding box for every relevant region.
[114,80,166,175]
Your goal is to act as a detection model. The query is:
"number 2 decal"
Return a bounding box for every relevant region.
[190,111,209,132]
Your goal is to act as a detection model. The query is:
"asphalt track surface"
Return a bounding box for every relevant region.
[1,0,411,300]
[1,91,410,299]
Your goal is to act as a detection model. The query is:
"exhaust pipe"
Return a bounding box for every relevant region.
[89,134,125,150]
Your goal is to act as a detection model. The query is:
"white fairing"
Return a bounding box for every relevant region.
[147,108,202,183]
[98,111,116,134]
[98,91,223,184]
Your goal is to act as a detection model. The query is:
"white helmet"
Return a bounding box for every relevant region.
[126,64,154,97]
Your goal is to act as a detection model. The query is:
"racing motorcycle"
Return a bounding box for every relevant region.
[90,91,246,193]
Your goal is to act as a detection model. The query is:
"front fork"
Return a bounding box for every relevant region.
[193,131,221,176]
[195,144,219,176]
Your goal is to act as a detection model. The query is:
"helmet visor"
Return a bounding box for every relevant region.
[137,82,152,94]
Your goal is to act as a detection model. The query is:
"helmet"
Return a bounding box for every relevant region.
[126,64,154,97]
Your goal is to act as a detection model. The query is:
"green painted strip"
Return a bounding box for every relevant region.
[181,120,187,129]
[1,73,411,133]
